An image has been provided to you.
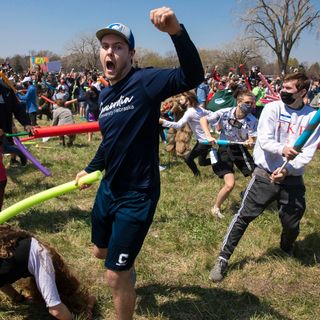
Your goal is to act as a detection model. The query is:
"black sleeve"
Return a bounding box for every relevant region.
[170,24,204,87]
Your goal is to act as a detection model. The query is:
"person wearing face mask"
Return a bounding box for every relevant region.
[200,91,257,218]
[159,91,212,177]
[209,72,320,283]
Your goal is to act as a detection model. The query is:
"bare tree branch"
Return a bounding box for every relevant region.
[241,0,320,73]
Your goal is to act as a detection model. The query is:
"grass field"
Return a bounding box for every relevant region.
[1,117,319,320]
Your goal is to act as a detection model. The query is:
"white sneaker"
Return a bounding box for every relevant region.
[211,207,225,219]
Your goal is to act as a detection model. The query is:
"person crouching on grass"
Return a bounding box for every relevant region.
[52,99,76,147]
[200,91,257,219]
[0,224,96,320]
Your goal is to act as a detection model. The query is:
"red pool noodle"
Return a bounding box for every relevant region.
[41,95,55,104]
[20,136,36,142]
[32,122,100,138]
[258,72,277,97]
[99,76,109,87]
[239,64,251,92]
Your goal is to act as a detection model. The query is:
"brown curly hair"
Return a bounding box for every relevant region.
[0,224,91,315]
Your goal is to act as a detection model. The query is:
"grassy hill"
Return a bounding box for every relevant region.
[1,118,319,320]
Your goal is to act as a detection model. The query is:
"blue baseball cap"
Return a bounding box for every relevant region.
[96,22,135,49]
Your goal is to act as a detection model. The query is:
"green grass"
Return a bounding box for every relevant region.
[1,117,320,319]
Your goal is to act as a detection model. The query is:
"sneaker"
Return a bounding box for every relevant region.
[280,244,294,257]
[209,258,228,282]
[211,207,225,219]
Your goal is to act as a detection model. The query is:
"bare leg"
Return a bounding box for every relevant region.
[214,173,235,209]
[93,246,135,320]
[106,268,136,320]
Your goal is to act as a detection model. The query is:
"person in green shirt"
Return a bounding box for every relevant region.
[252,80,266,119]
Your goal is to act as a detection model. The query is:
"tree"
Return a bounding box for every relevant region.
[66,33,100,70]
[9,55,28,73]
[219,38,266,75]
[134,48,164,67]
[307,62,320,79]
[241,0,320,73]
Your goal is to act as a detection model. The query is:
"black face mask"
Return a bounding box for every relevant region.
[280,91,296,105]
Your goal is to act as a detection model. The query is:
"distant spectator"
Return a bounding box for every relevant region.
[52,85,69,103]
[17,77,38,126]
[252,80,266,119]
[52,99,75,147]
[196,77,210,108]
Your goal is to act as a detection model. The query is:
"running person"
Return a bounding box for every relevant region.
[159,91,212,176]
[200,91,257,218]
[209,72,320,282]
[75,7,204,320]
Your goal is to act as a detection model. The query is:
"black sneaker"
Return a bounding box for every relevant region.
[19,155,27,167]
[280,245,294,257]
[209,257,228,282]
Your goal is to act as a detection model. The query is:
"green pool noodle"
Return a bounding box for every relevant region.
[0,171,102,224]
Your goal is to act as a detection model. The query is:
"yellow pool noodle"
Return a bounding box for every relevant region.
[0,171,102,224]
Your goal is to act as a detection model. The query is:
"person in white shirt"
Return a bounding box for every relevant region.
[160,91,212,176]
[0,224,95,320]
[200,91,257,218]
[209,72,320,282]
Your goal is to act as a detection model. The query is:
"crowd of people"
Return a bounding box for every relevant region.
[0,5,320,320]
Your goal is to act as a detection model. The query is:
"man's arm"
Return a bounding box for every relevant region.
[147,7,204,97]
[85,141,107,174]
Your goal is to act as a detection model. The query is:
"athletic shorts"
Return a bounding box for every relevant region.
[91,179,160,271]
[212,145,255,178]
